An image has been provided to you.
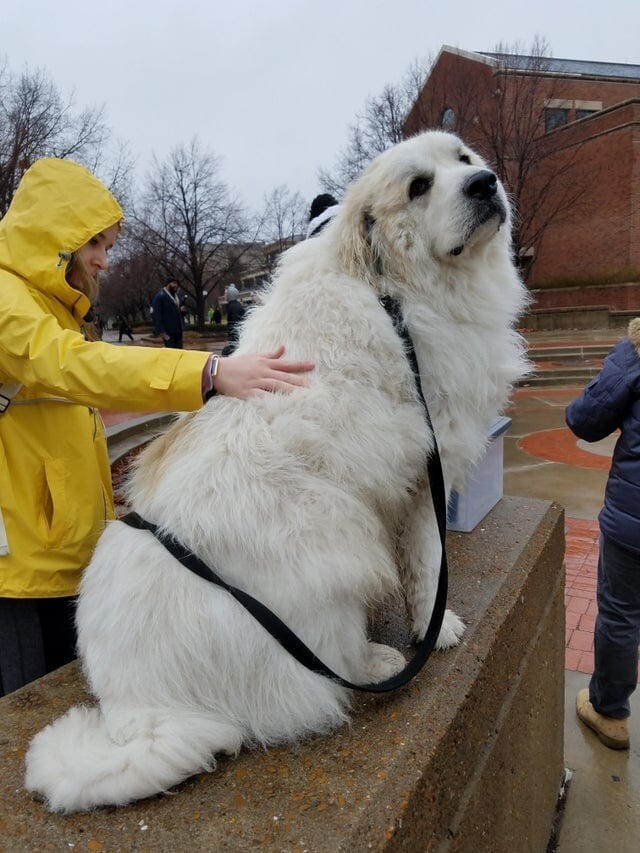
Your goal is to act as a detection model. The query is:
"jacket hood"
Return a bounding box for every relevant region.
[0,158,123,322]
[629,318,640,357]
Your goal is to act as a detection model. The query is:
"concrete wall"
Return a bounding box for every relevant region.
[0,496,565,851]
[525,306,611,331]
[524,305,636,331]
[530,281,640,312]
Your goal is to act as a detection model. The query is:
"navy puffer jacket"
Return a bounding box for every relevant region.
[566,319,640,555]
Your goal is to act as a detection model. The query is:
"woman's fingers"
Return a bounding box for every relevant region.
[270,358,315,374]
[212,349,314,399]
[260,346,314,374]
[262,345,286,359]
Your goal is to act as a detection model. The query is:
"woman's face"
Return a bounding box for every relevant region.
[68,223,120,287]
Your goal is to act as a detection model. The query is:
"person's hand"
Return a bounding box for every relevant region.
[213,346,314,399]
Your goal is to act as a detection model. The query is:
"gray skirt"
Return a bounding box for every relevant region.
[0,596,77,697]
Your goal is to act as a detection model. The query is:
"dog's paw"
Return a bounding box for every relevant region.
[363,642,406,682]
[411,608,465,648]
[435,609,465,650]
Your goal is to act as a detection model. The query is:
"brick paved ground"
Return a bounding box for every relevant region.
[511,351,625,677]
[564,517,600,674]
[510,382,608,675]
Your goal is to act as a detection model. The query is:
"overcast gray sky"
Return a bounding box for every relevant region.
[4,0,639,213]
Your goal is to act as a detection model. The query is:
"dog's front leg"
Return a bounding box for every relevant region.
[362,642,407,683]
[399,485,464,648]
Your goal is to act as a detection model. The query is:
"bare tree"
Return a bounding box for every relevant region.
[472,38,587,267]
[84,137,137,213]
[0,62,121,215]
[319,58,431,195]
[259,185,307,251]
[97,228,158,327]
[133,138,250,329]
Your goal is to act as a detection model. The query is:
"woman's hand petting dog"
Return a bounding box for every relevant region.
[214,346,314,398]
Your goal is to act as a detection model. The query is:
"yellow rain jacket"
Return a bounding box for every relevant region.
[0,158,210,598]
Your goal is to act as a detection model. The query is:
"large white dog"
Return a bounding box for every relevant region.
[25,131,529,812]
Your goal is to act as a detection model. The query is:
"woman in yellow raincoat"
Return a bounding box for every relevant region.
[0,158,313,696]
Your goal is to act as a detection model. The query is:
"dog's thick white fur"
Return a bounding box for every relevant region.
[25,131,529,812]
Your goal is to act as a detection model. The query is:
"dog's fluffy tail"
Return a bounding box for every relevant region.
[25,705,243,812]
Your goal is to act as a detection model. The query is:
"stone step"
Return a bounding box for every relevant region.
[528,345,609,362]
[518,341,605,385]
[529,365,599,378]
[519,367,600,388]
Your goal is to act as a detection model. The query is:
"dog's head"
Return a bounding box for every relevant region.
[335,131,511,288]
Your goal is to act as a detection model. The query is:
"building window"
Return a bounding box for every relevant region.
[575,108,598,121]
[441,107,456,130]
[545,108,569,132]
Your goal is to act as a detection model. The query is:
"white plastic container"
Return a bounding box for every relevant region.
[446,416,512,533]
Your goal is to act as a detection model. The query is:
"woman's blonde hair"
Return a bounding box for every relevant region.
[65,250,100,303]
[65,222,122,341]
[65,251,102,341]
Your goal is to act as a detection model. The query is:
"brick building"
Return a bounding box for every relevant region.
[404,46,640,313]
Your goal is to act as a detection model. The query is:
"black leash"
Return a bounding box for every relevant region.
[119,297,448,693]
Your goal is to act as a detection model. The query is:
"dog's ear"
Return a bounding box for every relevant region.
[338,204,381,284]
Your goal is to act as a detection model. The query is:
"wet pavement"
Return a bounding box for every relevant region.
[100,326,640,850]
[505,329,639,851]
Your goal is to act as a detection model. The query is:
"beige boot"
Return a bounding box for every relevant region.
[576,688,630,750]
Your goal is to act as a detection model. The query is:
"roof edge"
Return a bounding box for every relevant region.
[437,45,499,67]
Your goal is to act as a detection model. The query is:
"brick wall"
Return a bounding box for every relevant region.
[528,102,640,285]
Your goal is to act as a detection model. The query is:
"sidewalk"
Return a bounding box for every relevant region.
[506,329,640,850]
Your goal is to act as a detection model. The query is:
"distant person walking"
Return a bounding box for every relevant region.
[566,318,640,750]
[117,315,133,342]
[223,284,246,355]
[151,277,184,349]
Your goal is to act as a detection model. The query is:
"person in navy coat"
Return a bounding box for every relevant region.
[151,277,184,349]
[566,318,640,749]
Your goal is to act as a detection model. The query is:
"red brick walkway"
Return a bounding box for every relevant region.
[564,518,599,674]
[513,385,611,674]
[513,366,626,676]
[513,395,606,674]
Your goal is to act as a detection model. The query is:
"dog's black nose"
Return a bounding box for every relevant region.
[463,170,497,200]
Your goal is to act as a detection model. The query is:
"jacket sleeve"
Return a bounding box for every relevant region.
[151,292,165,335]
[0,281,209,412]
[566,341,634,441]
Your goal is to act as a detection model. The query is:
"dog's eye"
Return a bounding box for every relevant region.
[409,176,433,200]
[459,153,472,165]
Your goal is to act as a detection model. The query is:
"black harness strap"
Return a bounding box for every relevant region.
[119,297,448,693]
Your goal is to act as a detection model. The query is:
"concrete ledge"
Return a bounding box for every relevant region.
[0,496,565,851]
[525,306,611,331]
[524,304,634,332]
[105,412,175,465]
